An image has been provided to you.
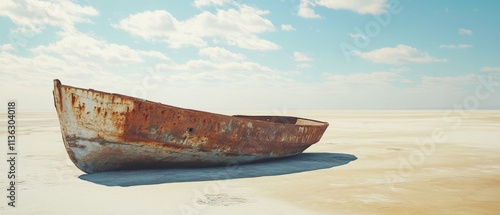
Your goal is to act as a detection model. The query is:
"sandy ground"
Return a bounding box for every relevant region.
[0,110,499,214]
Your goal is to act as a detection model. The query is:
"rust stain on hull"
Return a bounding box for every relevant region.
[52,79,329,173]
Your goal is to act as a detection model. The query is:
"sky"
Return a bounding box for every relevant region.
[1,0,499,112]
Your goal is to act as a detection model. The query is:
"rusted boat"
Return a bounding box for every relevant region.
[52,79,329,173]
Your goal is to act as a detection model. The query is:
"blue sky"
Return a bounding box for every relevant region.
[1,0,499,111]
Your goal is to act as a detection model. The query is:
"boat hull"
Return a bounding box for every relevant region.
[53,80,328,173]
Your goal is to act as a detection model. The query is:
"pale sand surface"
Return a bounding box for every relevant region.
[0,110,499,214]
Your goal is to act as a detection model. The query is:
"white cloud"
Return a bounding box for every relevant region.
[32,31,170,66]
[154,48,298,89]
[0,0,98,34]
[159,59,274,74]
[420,74,479,87]
[298,0,321,19]
[298,63,311,68]
[325,67,409,88]
[439,44,472,49]
[152,58,299,102]
[113,10,202,48]
[480,67,500,72]
[298,0,387,18]
[0,28,294,111]
[198,47,246,62]
[194,0,231,8]
[458,28,472,35]
[1,2,498,112]
[294,52,313,62]
[281,24,296,31]
[1,31,170,89]
[315,0,387,15]
[326,71,402,87]
[1,44,14,51]
[0,51,130,84]
[0,53,143,112]
[353,44,447,64]
[114,5,279,51]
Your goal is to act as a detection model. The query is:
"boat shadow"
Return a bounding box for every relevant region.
[78,152,357,187]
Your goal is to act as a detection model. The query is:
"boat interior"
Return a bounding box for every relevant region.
[232,115,326,126]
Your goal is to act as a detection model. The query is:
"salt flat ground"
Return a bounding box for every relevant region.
[0,110,499,215]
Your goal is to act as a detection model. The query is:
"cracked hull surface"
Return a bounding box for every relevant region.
[53,79,329,173]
